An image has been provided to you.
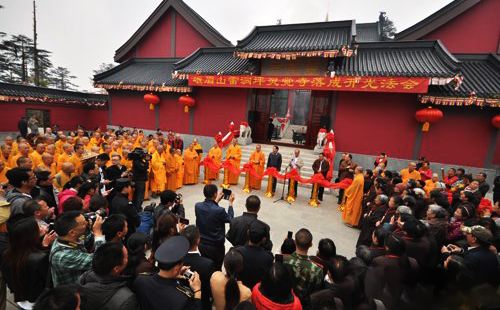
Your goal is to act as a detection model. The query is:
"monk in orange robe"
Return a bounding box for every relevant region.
[175,149,184,189]
[226,140,241,185]
[53,162,75,192]
[151,145,167,194]
[12,143,30,167]
[57,144,74,171]
[183,144,199,185]
[1,145,14,169]
[0,160,10,184]
[37,153,57,177]
[400,162,421,184]
[70,144,85,175]
[341,166,365,227]
[207,143,222,181]
[192,138,203,179]
[165,148,178,191]
[29,143,46,168]
[249,144,265,189]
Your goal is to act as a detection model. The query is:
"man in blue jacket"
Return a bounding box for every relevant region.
[195,184,234,270]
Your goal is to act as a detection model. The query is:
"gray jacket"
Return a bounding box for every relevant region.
[5,189,31,215]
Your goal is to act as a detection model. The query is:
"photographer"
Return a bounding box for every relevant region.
[154,190,185,222]
[50,210,105,287]
[129,148,150,210]
[133,236,202,310]
[110,178,140,240]
[195,184,234,270]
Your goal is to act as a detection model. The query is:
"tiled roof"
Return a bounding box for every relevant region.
[0,82,108,107]
[428,54,500,98]
[235,20,355,56]
[174,47,251,77]
[356,22,381,42]
[114,0,232,62]
[336,40,460,78]
[396,0,481,40]
[94,58,191,92]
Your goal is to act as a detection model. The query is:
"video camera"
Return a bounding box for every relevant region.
[128,148,151,161]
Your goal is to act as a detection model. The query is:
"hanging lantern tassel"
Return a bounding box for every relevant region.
[415,107,443,133]
[179,94,196,114]
[144,93,160,111]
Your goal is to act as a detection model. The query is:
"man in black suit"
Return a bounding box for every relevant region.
[266,145,282,194]
[312,153,330,201]
[226,195,272,251]
[180,225,215,310]
[105,154,128,190]
[236,220,274,290]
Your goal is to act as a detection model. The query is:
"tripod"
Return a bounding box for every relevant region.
[274,166,291,205]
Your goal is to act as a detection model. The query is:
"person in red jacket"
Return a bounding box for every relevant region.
[252,263,302,310]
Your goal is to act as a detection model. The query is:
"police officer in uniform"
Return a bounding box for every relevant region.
[133,236,202,310]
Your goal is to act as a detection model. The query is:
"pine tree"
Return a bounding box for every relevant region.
[49,66,78,90]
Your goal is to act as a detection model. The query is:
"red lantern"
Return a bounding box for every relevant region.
[179,94,195,113]
[144,93,160,111]
[415,106,443,132]
[492,115,500,129]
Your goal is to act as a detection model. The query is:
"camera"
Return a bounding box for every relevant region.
[83,208,107,223]
[128,148,151,161]
[222,188,232,200]
[175,193,183,204]
[183,269,194,280]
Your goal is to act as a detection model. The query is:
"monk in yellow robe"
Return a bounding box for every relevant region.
[249,144,265,189]
[53,162,75,192]
[0,160,10,184]
[57,144,74,171]
[12,143,31,167]
[70,144,85,175]
[424,173,439,197]
[341,167,365,227]
[207,143,222,181]
[165,148,178,191]
[174,149,184,189]
[400,162,421,184]
[29,143,46,168]
[183,144,199,185]
[81,137,92,152]
[1,145,14,169]
[192,138,203,179]
[37,153,57,177]
[151,145,167,194]
[55,135,67,154]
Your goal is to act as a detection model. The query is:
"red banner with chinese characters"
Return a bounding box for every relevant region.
[188,75,430,93]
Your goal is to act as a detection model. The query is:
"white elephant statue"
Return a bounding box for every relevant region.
[237,122,252,145]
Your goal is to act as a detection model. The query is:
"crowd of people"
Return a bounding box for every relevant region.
[0,125,498,310]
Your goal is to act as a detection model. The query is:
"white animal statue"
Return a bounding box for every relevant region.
[239,122,252,140]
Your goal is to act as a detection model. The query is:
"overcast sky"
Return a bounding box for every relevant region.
[0,0,452,92]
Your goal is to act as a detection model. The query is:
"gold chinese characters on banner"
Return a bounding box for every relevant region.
[188,75,431,94]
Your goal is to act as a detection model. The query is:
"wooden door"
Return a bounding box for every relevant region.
[249,89,271,143]
[306,91,331,148]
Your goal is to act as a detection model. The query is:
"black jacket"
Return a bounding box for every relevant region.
[111,193,141,238]
[267,152,282,171]
[226,213,272,251]
[236,244,274,289]
[132,159,149,182]
[462,246,499,285]
[79,270,139,310]
[1,251,49,302]
[183,253,215,310]
[34,185,58,211]
[105,165,128,189]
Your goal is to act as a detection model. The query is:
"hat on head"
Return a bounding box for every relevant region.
[155,235,189,265]
[461,225,493,244]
